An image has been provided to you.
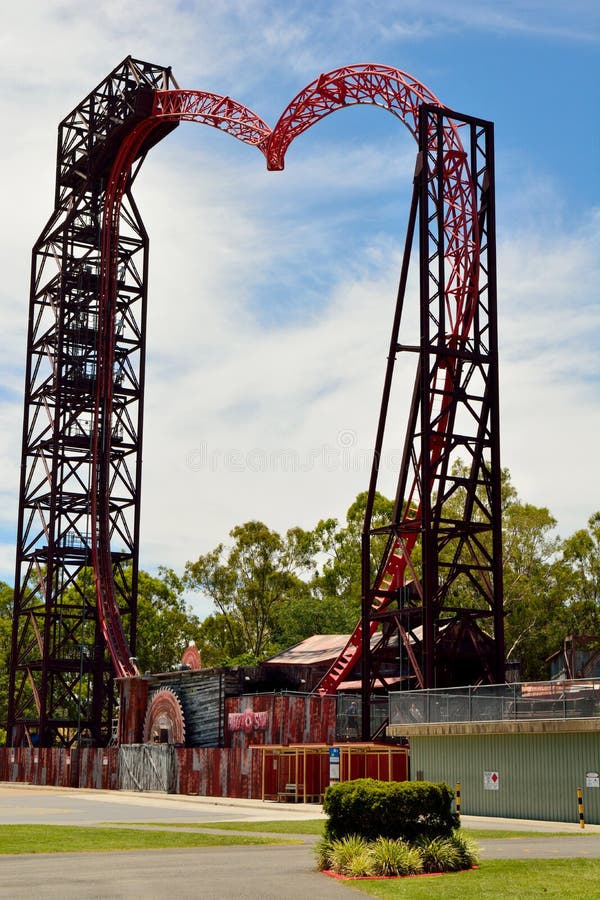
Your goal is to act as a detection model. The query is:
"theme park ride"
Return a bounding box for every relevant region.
[8,57,504,747]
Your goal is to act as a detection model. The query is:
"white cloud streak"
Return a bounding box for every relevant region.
[0,2,598,593]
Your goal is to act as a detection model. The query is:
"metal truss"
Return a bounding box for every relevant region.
[7,58,180,747]
[272,69,505,736]
[9,59,504,746]
[8,61,270,747]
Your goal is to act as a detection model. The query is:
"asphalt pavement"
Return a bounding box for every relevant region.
[1,783,599,899]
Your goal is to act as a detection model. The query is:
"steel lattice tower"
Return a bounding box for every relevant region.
[7,58,179,747]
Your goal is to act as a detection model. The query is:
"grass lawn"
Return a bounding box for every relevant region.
[105,818,327,834]
[0,824,298,855]
[343,859,600,899]
[105,819,583,840]
[463,828,585,840]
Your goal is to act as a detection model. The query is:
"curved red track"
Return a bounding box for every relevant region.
[93,66,479,686]
[92,94,271,677]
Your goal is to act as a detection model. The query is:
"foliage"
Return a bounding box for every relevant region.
[433,464,600,679]
[184,521,318,662]
[0,581,13,743]
[369,837,423,876]
[58,565,203,676]
[448,830,481,868]
[135,567,202,674]
[345,846,378,878]
[308,491,396,620]
[502,505,600,678]
[323,778,458,842]
[316,832,473,878]
[501,499,564,678]
[417,835,462,873]
[4,471,599,693]
[315,835,334,870]
[194,612,246,667]
[329,834,373,875]
[557,511,600,636]
[179,471,600,676]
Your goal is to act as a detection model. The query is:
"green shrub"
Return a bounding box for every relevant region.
[449,829,481,868]
[329,834,371,875]
[315,836,334,871]
[417,835,462,873]
[370,837,423,877]
[323,778,458,842]
[314,831,480,879]
[345,846,376,878]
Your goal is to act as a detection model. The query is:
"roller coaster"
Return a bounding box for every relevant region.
[8,57,504,746]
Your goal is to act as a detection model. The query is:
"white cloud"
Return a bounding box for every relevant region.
[0,1,598,596]
[498,209,600,536]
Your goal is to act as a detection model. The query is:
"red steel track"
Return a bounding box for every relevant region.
[93,65,478,685]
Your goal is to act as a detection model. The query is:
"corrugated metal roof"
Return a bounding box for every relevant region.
[263,634,350,666]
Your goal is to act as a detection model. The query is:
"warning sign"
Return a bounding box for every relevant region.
[483,770,500,791]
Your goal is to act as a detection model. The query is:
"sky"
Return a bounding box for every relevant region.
[0,1,598,615]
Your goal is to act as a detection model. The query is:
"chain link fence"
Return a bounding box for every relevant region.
[389,678,600,726]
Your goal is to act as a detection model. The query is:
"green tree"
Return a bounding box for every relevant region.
[557,511,600,636]
[271,590,356,650]
[135,567,202,673]
[194,612,246,668]
[270,491,396,651]
[430,463,567,679]
[311,490,395,613]
[184,521,316,663]
[57,565,203,676]
[0,581,13,743]
[501,500,565,679]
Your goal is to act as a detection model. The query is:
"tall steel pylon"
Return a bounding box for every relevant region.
[7,58,179,747]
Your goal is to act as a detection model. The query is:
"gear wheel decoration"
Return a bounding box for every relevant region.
[181,642,202,670]
[143,688,186,745]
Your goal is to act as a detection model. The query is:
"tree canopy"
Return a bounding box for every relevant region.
[2,474,599,692]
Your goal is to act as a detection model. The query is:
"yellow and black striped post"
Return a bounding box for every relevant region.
[578,788,585,829]
[456,782,461,820]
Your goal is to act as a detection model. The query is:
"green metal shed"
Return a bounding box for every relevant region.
[388,719,600,824]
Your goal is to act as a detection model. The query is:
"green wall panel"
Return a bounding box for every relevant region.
[411,732,600,824]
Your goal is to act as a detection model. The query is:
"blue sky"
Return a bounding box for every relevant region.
[0,1,598,607]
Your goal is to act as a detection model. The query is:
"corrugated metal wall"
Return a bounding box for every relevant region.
[411,732,600,824]
[0,748,119,790]
[226,693,337,749]
[175,748,258,797]
[0,694,337,800]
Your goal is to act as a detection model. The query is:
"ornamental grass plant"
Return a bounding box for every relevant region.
[329,834,372,875]
[369,836,423,876]
[316,829,478,879]
[417,835,462,873]
[449,829,481,868]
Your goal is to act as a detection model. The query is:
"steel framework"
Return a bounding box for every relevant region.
[7,58,180,746]
[263,67,504,735]
[8,60,503,747]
